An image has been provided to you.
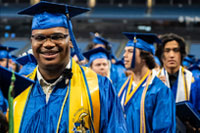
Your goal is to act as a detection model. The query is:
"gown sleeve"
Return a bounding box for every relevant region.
[97,75,127,133]
[151,79,176,133]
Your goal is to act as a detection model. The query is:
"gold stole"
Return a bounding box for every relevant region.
[14,59,100,133]
[118,70,152,133]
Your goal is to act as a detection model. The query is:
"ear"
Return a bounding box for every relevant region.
[69,40,73,48]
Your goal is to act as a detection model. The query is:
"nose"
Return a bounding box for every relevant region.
[43,39,56,49]
[123,51,128,58]
[168,50,175,58]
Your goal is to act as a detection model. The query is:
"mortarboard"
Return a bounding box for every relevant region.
[0,45,17,52]
[16,54,37,75]
[90,32,109,46]
[0,45,17,60]
[18,1,90,61]
[93,36,109,46]
[0,65,35,99]
[176,101,200,128]
[83,47,109,65]
[16,54,37,66]
[123,32,161,68]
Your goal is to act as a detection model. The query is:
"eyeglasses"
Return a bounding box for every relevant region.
[31,33,68,43]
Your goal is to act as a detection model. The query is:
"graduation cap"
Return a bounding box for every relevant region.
[90,32,109,46]
[83,47,109,65]
[92,36,109,46]
[16,54,37,66]
[123,32,161,68]
[0,45,17,52]
[176,101,200,128]
[18,1,90,61]
[0,45,17,60]
[16,54,37,75]
[0,65,35,99]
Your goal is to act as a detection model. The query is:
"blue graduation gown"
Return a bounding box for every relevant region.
[190,78,200,112]
[119,77,176,133]
[0,89,8,114]
[110,63,126,89]
[19,75,127,132]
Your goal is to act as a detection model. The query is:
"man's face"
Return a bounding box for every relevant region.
[162,40,181,70]
[31,27,72,70]
[0,58,8,67]
[91,58,109,77]
[123,46,141,69]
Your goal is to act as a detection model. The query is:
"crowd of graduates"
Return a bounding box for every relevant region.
[0,1,200,133]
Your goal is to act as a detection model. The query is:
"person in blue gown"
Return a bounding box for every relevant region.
[190,78,200,112]
[13,1,127,132]
[87,34,126,88]
[155,33,197,104]
[118,32,176,132]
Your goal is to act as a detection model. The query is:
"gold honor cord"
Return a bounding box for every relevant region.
[140,71,152,133]
[124,70,150,106]
[8,70,16,133]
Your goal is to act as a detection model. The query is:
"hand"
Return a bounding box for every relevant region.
[158,76,166,84]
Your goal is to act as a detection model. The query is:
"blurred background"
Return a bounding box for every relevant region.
[0,0,200,58]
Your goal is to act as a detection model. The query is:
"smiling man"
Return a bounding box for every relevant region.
[12,1,127,133]
[156,33,195,103]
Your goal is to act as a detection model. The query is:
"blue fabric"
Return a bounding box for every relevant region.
[110,63,126,89]
[189,65,200,80]
[190,79,200,112]
[19,66,127,132]
[154,56,161,66]
[0,89,8,114]
[32,12,68,30]
[126,39,154,54]
[0,50,12,60]
[18,63,37,76]
[88,52,108,65]
[98,75,127,132]
[93,36,109,45]
[118,77,176,133]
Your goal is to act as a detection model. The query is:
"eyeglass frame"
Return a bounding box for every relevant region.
[31,33,69,43]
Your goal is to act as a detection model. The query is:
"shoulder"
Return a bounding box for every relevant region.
[150,76,170,93]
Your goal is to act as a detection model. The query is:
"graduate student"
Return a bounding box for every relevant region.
[13,1,126,132]
[118,32,176,132]
[156,33,195,103]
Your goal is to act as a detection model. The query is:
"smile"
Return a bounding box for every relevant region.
[40,51,59,59]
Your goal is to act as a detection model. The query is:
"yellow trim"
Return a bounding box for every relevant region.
[182,67,189,100]
[140,71,152,133]
[82,66,100,132]
[124,70,150,106]
[14,68,37,133]
[68,59,100,132]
